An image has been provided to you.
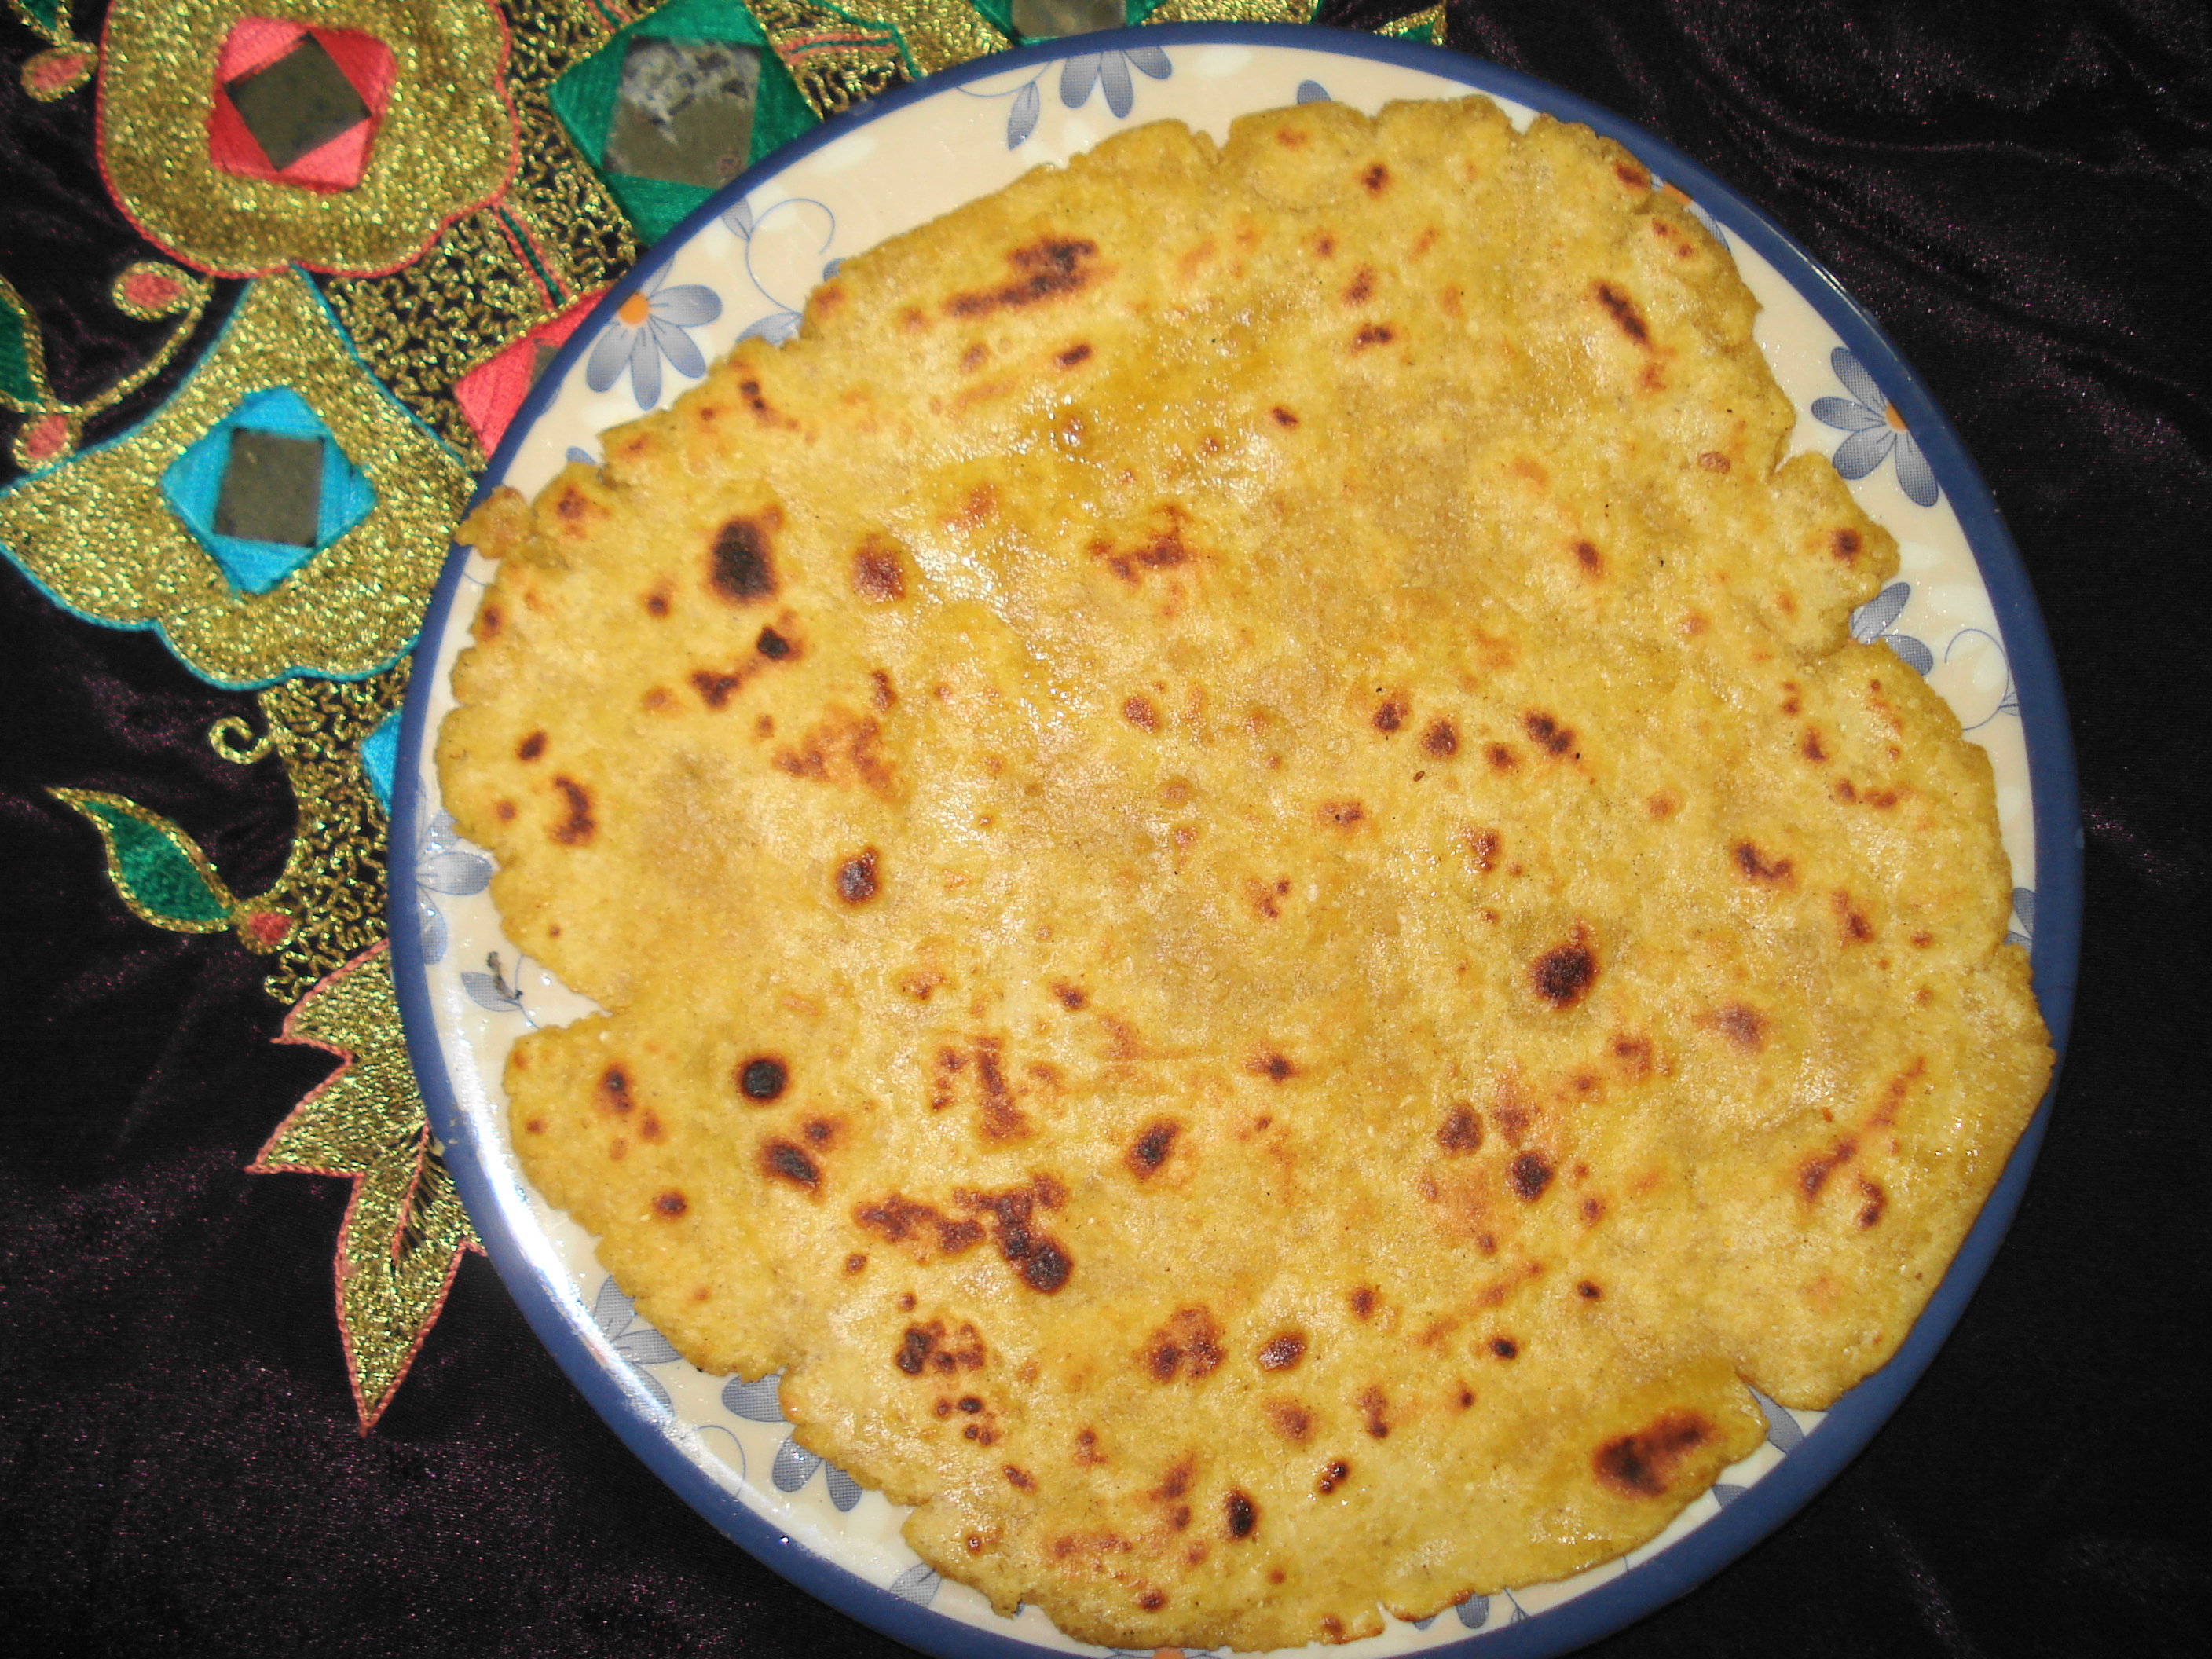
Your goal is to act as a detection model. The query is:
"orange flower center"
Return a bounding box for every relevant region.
[1884,401,1908,433]
[617,291,652,328]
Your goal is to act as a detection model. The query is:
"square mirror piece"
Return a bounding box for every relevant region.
[225,35,370,172]
[1013,0,1126,40]
[214,429,324,548]
[602,38,759,189]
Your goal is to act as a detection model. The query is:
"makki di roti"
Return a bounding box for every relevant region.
[437,95,2053,1650]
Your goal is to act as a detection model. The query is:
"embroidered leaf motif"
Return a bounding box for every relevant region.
[16,2,73,37]
[51,788,236,929]
[255,946,480,1429]
[1,280,47,405]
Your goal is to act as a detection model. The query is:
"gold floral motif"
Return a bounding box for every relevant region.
[0,269,470,688]
[98,0,519,276]
[254,944,482,1430]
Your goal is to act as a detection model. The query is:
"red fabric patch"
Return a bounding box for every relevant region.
[206,20,397,193]
[453,292,603,455]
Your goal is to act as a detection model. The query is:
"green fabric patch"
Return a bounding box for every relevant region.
[60,793,234,928]
[1,288,42,405]
[599,170,719,245]
[753,41,816,159]
[551,0,818,243]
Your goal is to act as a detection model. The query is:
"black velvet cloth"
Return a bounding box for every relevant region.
[3,3,2207,1654]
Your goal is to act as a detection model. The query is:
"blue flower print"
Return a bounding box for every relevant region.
[412,809,490,966]
[590,1276,683,1415]
[720,1372,862,1509]
[1813,346,1939,507]
[1749,1385,1805,1453]
[460,950,536,1024]
[2005,886,2034,949]
[1005,79,1042,148]
[584,266,722,410]
[1058,45,1170,119]
[769,1434,864,1510]
[1849,580,1934,676]
[887,1562,942,1606]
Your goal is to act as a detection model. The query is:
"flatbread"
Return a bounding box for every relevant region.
[438,96,2052,1650]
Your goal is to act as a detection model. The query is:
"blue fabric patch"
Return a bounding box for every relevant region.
[161,386,376,595]
[358,709,401,815]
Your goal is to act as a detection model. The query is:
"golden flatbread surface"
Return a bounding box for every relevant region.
[438,97,2052,1650]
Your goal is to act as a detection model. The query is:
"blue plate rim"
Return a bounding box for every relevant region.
[390,23,2082,1657]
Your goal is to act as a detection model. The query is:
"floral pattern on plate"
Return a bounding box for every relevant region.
[584,266,723,410]
[1815,346,1940,507]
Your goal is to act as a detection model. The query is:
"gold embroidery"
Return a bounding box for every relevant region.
[317,0,644,463]
[13,0,98,101]
[322,209,569,464]
[1379,3,1446,43]
[0,270,469,687]
[833,0,1005,77]
[98,0,518,276]
[231,668,411,1004]
[3,262,212,470]
[254,945,482,1431]
[1138,0,1314,24]
[743,0,913,120]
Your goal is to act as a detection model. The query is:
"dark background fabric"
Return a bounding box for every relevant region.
[3,2,2207,1654]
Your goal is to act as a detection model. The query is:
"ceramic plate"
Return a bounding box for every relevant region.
[389,25,2080,1657]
